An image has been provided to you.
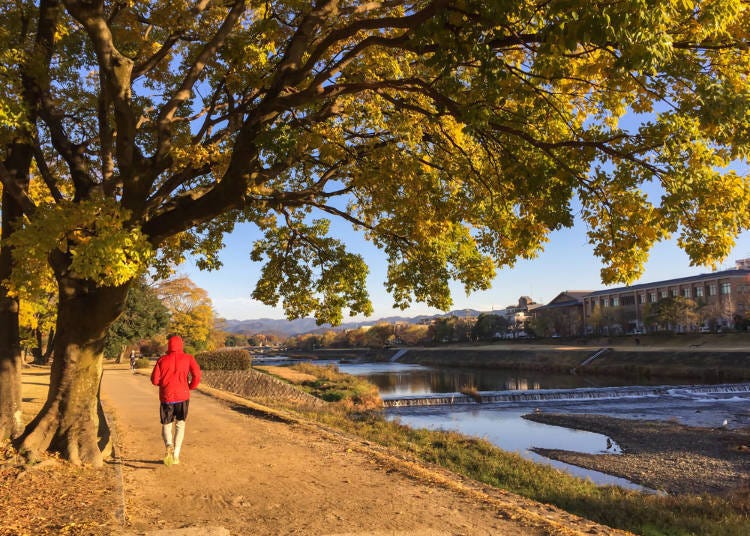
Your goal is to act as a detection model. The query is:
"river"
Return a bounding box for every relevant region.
[333,361,750,488]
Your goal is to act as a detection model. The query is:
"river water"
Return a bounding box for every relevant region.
[334,361,750,488]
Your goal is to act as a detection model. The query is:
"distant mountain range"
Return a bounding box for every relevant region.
[222,309,486,336]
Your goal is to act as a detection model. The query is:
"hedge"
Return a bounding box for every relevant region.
[134,357,152,369]
[195,349,252,371]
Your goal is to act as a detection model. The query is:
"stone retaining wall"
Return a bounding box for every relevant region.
[201,369,324,408]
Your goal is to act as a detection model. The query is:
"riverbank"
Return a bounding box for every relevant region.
[207,365,750,534]
[524,413,750,496]
[283,334,750,382]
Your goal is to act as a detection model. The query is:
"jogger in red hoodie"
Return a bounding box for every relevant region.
[151,335,201,465]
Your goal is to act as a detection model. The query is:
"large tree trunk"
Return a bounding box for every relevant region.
[33,326,55,365]
[43,327,55,364]
[0,190,25,441]
[0,284,24,440]
[17,275,129,466]
[1,0,60,442]
[32,327,44,364]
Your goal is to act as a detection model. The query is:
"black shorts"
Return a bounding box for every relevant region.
[159,400,189,424]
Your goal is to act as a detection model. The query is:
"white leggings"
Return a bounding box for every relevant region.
[162,420,186,458]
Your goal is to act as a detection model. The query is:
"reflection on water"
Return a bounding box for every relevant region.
[337,362,679,397]
[337,362,550,396]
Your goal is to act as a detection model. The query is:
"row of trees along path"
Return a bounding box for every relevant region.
[101,365,629,535]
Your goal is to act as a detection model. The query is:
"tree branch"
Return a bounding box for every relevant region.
[154,0,247,164]
[0,162,38,216]
[63,0,141,203]
[32,144,65,203]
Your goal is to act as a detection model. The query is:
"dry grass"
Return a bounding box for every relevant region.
[289,363,383,411]
[254,365,317,384]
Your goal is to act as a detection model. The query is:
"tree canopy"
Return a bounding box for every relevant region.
[2,0,748,323]
[647,295,699,332]
[156,276,218,352]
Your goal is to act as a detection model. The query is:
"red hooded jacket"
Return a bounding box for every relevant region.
[151,336,202,403]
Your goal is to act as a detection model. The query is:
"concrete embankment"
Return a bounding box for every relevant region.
[275,348,396,362]
[267,335,750,381]
[395,346,750,381]
[201,369,324,407]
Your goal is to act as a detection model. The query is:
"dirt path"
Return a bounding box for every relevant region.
[100,365,628,536]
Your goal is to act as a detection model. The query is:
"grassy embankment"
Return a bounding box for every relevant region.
[261,362,749,536]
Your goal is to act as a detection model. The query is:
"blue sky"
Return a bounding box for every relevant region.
[184,217,750,322]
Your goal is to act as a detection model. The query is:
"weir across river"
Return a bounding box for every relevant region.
[382,382,750,407]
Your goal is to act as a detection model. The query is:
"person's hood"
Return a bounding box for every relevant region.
[167,335,184,353]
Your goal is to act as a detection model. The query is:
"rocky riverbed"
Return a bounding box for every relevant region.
[524,413,750,496]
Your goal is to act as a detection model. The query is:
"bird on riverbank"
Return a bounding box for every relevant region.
[606,438,613,450]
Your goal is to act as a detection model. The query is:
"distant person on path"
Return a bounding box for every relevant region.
[129,350,137,373]
[150,335,202,466]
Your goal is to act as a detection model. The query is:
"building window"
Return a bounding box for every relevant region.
[695,287,704,297]
[649,292,657,303]
[660,290,668,299]
[638,294,645,304]
[683,288,691,298]
[709,284,717,296]
[670,288,678,297]
[612,297,619,306]
[720,282,731,295]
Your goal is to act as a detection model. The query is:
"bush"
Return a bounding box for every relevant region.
[289,363,381,410]
[195,349,252,370]
[134,357,152,369]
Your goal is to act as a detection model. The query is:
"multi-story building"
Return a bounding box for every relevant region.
[581,260,750,334]
[498,296,541,337]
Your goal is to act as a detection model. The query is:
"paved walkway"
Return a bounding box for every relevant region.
[100,365,629,536]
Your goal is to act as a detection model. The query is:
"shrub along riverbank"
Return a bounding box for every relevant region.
[248,363,750,536]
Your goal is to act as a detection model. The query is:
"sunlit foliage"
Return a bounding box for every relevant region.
[156,275,218,352]
[1,0,748,322]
